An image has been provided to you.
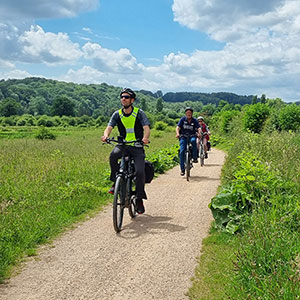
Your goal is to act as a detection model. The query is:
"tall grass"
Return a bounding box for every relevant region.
[0,127,177,282]
[189,131,300,299]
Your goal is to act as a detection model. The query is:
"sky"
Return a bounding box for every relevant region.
[0,0,300,102]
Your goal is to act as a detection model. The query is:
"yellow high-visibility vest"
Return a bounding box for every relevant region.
[118,107,139,142]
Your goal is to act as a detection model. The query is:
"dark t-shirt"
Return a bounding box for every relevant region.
[177,116,200,135]
[108,107,150,140]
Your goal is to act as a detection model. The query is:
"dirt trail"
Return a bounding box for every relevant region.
[0,148,225,300]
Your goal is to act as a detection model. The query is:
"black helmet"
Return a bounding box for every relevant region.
[185,107,193,113]
[120,88,136,99]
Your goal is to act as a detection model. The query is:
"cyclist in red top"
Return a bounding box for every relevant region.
[197,116,210,159]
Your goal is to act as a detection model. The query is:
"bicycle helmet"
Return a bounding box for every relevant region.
[197,116,204,121]
[120,88,136,99]
[185,107,193,113]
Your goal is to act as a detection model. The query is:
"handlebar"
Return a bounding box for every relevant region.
[104,137,149,147]
[179,134,197,139]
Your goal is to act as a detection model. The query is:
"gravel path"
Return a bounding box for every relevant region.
[0,148,225,300]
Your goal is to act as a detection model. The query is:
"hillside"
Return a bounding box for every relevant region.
[0,77,253,117]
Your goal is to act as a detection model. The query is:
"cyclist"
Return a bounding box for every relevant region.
[197,116,210,159]
[176,107,201,176]
[101,88,150,214]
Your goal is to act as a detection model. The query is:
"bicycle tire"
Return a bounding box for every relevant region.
[113,176,125,233]
[185,150,190,181]
[127,178,137,218]
[200,145,205,166]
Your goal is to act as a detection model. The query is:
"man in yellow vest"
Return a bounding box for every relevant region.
[101,88,150,214]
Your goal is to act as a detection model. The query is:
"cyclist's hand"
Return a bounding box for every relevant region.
[176,133,180,139]
[142,137,150,144]
[101,135,108,142]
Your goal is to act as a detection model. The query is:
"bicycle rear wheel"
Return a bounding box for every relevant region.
[127,178,137,218]
[200,145,205,167]
[185,150,190,181]
[113,176,125,233]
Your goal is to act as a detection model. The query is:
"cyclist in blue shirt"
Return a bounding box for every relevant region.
[176,107,201,176]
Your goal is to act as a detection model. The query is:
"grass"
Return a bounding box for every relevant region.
[189,131,300,299]
[0,126,178,282]
[188,226,239,300]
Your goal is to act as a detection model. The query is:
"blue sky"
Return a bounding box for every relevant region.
[1,0,300,102]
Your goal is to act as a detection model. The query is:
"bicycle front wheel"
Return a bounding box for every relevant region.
[185,150,190,181]
[113,176,125,233]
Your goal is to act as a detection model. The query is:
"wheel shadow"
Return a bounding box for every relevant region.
[188,175,220,182]
[201,163,222,167]
[118,215,186,239]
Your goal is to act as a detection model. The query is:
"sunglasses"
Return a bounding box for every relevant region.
[120,95,131,99]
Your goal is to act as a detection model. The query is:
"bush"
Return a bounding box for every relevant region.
[243,103,270,133]
[16,118,27,126]
[37,116,55,127]
[154,121,168,131]
[35,127,56,140]
[278,104,300,131]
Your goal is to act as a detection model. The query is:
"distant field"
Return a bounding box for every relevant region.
[0,126,177,281]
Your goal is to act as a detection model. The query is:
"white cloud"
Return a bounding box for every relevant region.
[0,69,33,80]
[61,66,105,84]
[82,42,144,74]
[18,25,82,64]
[0,0,98,21]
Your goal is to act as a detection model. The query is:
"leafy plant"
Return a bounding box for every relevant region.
[209,151,279,233]
[35,127,56,140]
[243,103,270,133]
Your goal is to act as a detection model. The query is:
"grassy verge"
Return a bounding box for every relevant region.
[0,126,178,282]
[189,131,300,299]
[188,226,239,300]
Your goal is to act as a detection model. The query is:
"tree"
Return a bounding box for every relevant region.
[278,104,300,131]
[28,96,48,115]
[51,96,75,116]
[0,98,22,116]
[260,94,266,104]
[251,95,258,105]
[156,98,163,112]
[243,103,270,133]
[140,98,148,111]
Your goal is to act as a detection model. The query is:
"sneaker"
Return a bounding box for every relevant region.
[108,185,115,194]
[180,171,185,176]
[192,158,198,163]
[136,198,145,214]
[205,153,208,159]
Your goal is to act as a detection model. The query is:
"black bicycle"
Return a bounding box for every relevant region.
[180,134,197,181]
[105,137,144,233]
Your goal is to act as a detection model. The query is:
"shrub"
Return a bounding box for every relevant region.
[278,104,300,131]
[154,121,168,131]
[35,127,56,140]
[37,116,55,127]
[16,118,27,126]
[243,103,270,133]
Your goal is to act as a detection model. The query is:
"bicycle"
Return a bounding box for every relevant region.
[180,134,197,181]
[105,137,145,233]
[198,133,206,167]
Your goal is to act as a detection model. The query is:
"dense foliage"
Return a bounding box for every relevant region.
[205,97,300,299]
